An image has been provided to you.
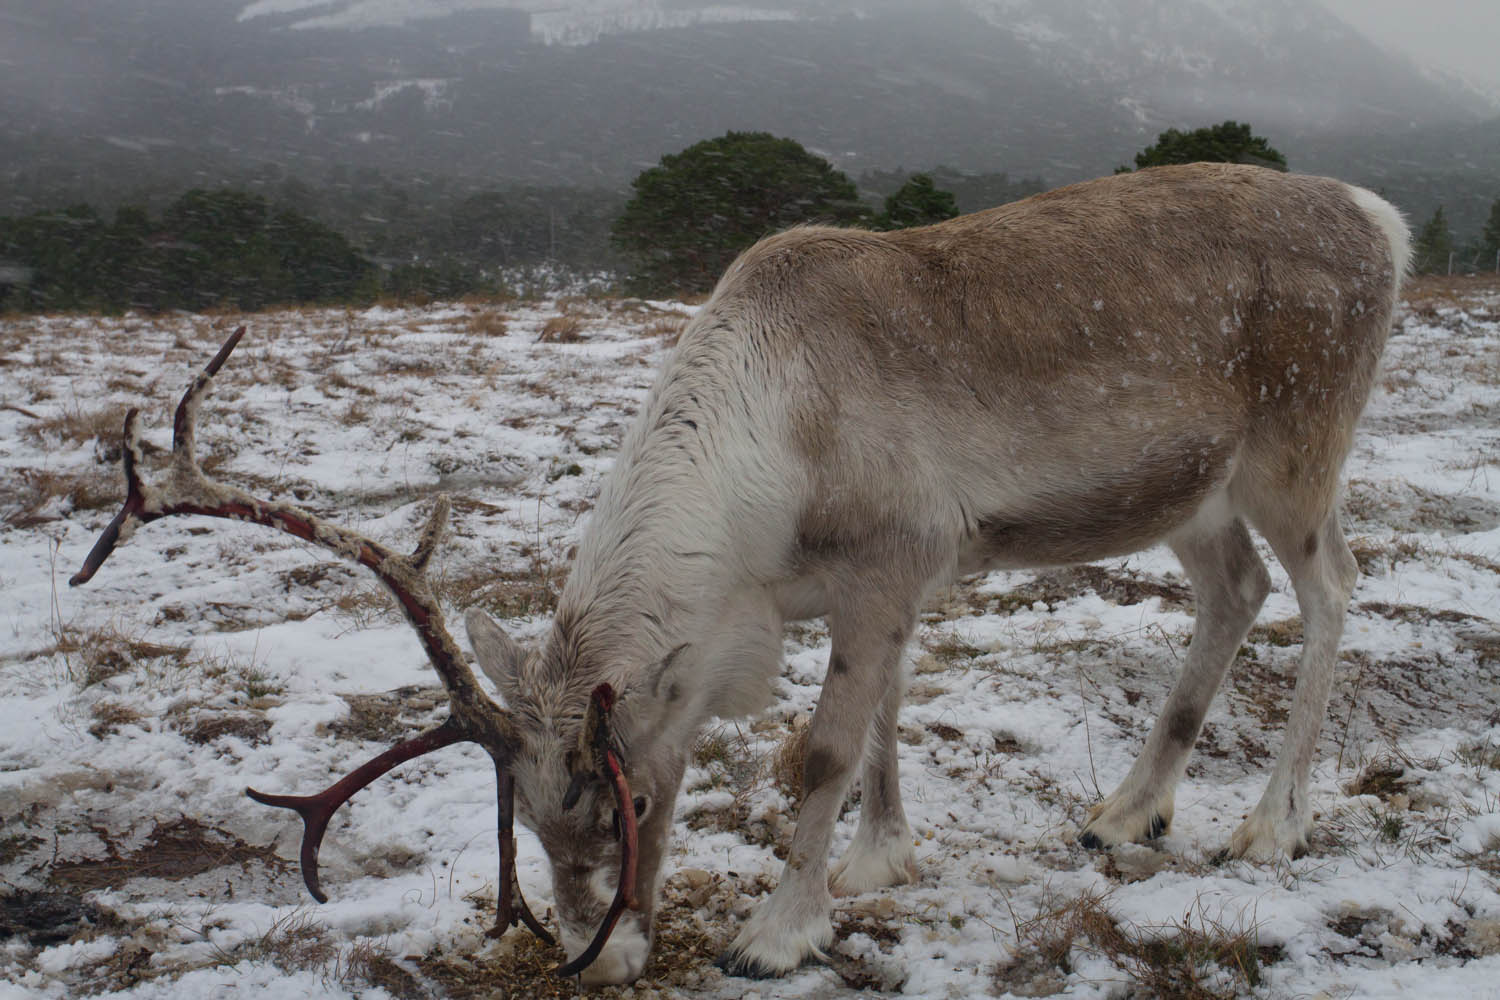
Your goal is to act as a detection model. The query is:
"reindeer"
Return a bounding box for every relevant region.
[74,162,1409,984]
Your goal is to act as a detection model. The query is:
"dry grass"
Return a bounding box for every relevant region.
[1402,273,1500,315]
[926,632,988,663]
[536,312,585,343]
[226,908,337,973]
[2,466,119,527]
[1247,616,1302,648]
[331,940,425,996]
[644,314,687,345]
[769,716,810,805]
[995,888,1281,999]
[21,401,132,450]
[463,308,510,338]
[44,623,192,689]
[87,700,146,739]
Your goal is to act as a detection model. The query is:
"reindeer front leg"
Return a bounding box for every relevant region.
[719,591,917,977]
[830,667,918,895]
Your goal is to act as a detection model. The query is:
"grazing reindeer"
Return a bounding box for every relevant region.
[76,163,1408,984]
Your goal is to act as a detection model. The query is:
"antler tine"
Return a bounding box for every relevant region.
[71,328,509,734]
[494,767,556,944]
[247,719,467,902]
[555,683,639,978]
[69,407,148,587]
[71,328,549,933]
[409,495,450,574]
[173,325,245,458]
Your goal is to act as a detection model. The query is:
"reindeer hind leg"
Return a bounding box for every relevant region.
[1227,503,1358,860]
[1081,495,1270,848]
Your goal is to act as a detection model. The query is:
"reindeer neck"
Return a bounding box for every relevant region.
[553,392,737,690]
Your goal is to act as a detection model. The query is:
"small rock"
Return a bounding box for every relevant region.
[679,868,713,890]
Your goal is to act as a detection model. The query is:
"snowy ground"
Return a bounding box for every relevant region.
[1,279,1497,999]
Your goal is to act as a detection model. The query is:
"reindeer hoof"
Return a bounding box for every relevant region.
[716,904,832,979]
[1223,813,1311,862]
[1080,791,1170,851]
[715,948,793,979]
[1079,811,1168,850]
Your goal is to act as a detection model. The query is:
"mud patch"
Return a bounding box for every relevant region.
[0,888,115,946]
[179,712,273,746]
[48,817,285,892]
[995,564,1193,614]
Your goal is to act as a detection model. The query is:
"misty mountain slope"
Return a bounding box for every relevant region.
[2,0,1496,244]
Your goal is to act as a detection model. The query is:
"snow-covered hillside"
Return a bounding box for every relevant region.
[238,0,800,40]
[1,279,1498,998]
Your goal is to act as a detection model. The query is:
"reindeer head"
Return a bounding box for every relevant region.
[464,609,688,983]
[70,329,672,986]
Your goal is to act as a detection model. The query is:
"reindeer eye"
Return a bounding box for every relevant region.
[632,795,650,820]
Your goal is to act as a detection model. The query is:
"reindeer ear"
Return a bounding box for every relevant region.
[465,609,527,693]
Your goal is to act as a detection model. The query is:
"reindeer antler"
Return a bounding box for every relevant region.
[70,327,560,949]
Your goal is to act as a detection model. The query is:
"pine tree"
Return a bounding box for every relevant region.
[875,173,960,230]
[612,132,869,295]
[1480,197,1500,272]
[1121,121,1288,173]
[1413,206,1455,275]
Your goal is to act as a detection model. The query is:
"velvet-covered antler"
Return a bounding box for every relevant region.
[68,327,590,958]
[555,683,640,977]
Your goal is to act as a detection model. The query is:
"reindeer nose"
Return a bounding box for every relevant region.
[560,916,650,985]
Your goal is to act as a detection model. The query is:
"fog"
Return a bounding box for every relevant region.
[2,0,1496,235]
[1320,0,1500,92]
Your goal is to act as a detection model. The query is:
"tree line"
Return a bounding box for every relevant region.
[3,122,1494,313]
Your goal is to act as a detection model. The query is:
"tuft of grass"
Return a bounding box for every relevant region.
[88,700,145,739]
[463,309,510,339]
[3,467,120,527]
[332,940,424,997]
[536,312,584,343]
[225,908,336,973]
[769,717,810,805]
[926,633,986,664]
[1345,757,1411,799]
[45,623,192,689]
[692,728,736,771]
[1248,616,1302,648]
[21,401,132,450]
[996,889,1280,1000]
[644,315,687,344]
[1454,738,1500,772]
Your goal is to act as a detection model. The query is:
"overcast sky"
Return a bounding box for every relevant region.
[1321,0,1500,92]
